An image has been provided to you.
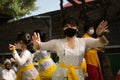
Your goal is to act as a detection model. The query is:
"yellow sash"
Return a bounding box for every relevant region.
[38,56,54,80]
[38,56,51,64]
[60,63,81,80]
[16,64,35,80]
[40,64,57,80]
[38,56,51,74]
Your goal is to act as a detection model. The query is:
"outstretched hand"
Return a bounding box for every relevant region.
[96,20,110,36]
[32,32,41,50]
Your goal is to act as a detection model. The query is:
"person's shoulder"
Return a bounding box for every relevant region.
[24,49,30,52]
[22,49,31,55]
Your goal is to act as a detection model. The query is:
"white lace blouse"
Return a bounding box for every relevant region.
[40,37,106,80]
[13,49,39,80]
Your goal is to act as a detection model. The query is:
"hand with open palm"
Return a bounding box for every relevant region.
[32,32,41,50]
[96,20,109,36]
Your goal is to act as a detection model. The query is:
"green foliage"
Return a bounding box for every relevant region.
[0,0,37,19]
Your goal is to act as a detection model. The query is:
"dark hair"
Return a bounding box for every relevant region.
[83,22,95,33]
[33,29,45,42]
[83,22,98,38]
[62,16,78,27]
[17,31,35,53]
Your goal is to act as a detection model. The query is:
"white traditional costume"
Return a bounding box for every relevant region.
[39,37,106,80]
[2,69,16,80]
[33,50,57,80]
[13,49,39,80]
[2,59,16,80]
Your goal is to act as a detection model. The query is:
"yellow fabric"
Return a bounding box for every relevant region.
[40,64,57,80]
[35,75,40,80]
[60,63,81,80]
[83,33,91,38]
[83,33,101,67]
[17,64,40,80]
[81,60,87,77]
[85,49,100,67]
[38,56,51,64]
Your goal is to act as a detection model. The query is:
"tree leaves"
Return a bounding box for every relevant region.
[0,0,37,19]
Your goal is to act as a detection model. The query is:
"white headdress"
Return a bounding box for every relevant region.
[4,59,11,64]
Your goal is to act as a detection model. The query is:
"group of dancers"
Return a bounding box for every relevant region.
[8,16,109,80]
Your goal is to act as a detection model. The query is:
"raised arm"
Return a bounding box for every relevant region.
[32,32,58,51]
[84,20,109,49]
[32,32,41,50]
[96,20,109,44]
[9,44,31,65]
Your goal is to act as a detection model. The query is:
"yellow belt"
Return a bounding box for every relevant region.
[17,64,34,80]
[60,63,81,80]
[38,56,51,64]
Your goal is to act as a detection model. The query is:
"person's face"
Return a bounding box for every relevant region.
[63,24,77,37]
[5,62,11,70]
[88,27,94,35]
[15,41,23,50]
[63,24,77,31]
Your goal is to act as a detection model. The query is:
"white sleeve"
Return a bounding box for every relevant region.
[40,39,58,51]
[84,37,105,49]
[13,50,31,65]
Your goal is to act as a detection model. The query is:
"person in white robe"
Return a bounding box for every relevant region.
[9,32,39,80]
[2,59,16,80]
